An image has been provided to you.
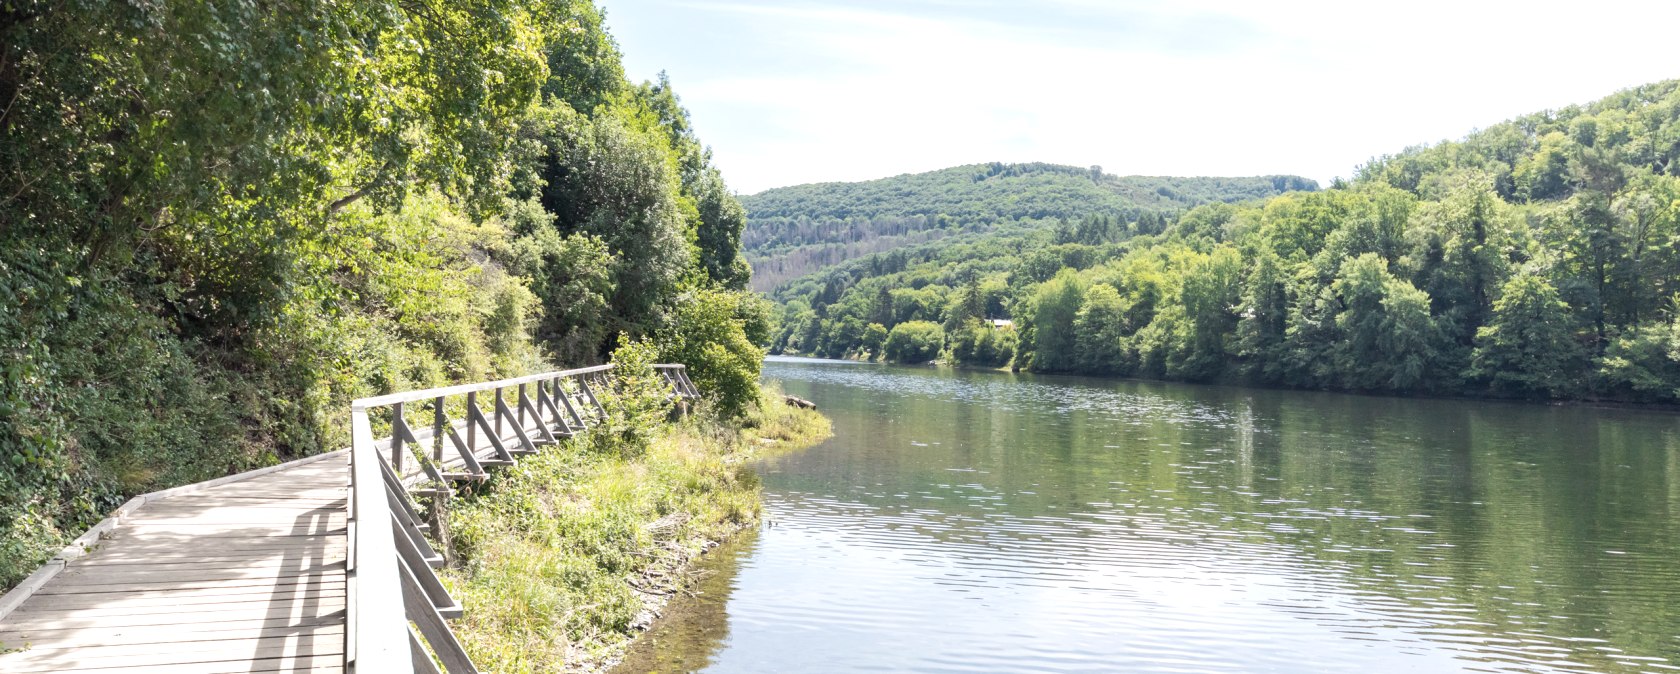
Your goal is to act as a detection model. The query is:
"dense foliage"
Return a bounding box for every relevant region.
[0,0,762,588]
[769,81,1680,405]
[741,163,1315,290]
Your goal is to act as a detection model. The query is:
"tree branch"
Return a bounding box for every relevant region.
[327,164,396,216]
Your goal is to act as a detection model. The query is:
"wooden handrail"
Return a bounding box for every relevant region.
[346,362,699,672]
[349,408,409,670]
[354,364,616,410]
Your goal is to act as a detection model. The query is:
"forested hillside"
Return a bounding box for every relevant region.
[742,163,1316,290]
[772,81,1680,405]
[0,0,764,587]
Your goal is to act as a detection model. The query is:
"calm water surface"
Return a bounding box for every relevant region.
[618,358,1680,673]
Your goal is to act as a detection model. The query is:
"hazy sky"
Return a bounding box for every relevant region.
[598,0,1680,195]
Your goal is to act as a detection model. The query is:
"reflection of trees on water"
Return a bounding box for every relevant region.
[759,363,1680,672]
[610,530,756,674]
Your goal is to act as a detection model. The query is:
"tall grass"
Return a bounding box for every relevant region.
[441,384,830,672]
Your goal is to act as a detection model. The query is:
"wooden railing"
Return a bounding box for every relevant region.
[347,364,699,672]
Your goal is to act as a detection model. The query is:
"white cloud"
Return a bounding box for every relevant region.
[604,0,1680,194]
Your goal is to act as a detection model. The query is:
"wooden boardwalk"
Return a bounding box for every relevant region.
[0,455,349,673]
[0,363,699,673]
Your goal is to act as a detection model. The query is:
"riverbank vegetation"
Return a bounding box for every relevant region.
[442,356,830,672]
[0,1,764,591]
[767,81,1680,403]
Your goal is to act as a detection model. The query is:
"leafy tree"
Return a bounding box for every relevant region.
[1597,320,1680,402]
[512,228,616,364]
[884,321,945,364]
[660,288,766,418]
[948,319,1015,368]
[1236,250,1290,381]
[1177,247,1245,379]
[1024,271,1085,372]
[861,323,890,359]
[531,104,692,344]
[1404,176,1512,352]
[632,73,751,290]
[1331,254,1438,391]
[1074,284,1131,374]
[944,277,988,331]
[1609,174,1680,325]
[1470,272,1585,397]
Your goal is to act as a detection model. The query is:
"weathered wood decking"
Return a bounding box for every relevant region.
[0,455,349,673]
[0,363,700,673]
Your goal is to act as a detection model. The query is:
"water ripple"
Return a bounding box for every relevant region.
[625,360,1680,674]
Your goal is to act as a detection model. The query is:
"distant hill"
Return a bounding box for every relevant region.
[740,162,1316,291]
[766,79,1680,404]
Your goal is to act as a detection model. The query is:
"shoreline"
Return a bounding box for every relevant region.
[439,386,832,672]
[768,352,1680,413]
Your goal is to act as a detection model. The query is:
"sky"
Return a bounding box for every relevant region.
[597,0,1680,195]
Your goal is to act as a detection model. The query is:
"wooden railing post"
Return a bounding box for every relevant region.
[465,392,477,459]
[391,402,405,474]
[432,397,446,463]
[493,388,503,439]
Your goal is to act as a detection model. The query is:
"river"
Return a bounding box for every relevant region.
[616,357,1680,673]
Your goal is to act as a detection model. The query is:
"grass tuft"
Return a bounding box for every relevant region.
[441,384,830,672]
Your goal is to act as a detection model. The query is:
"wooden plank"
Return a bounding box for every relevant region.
[537,381,573,437]
[228,468,343,482]
[64,557,346,575]
[123,510,346,526]
[0,652,344,674]
[186,488,349,500]
[0,632,342,671]
[495,395,541,456]
[0,561,65,621]
[230,476,342,488]
[82,536,342,556]
[13,589,347,616]
[49,563,344,587]
[519,392,559,446]
[100,522,346,538]
[0,617,344,649]
[445,426,487,478]
[207,470,344,484]
[36,574,344,595]
[555,378,589,429]
[134,500,347,513]
[74,545,347,565]
[16,582,343,609]
[3,597,344,630]
[0,442,357,671]
[410,626,445,674]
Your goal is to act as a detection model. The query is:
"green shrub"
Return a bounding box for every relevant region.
[659,288,766,418]
[586,338,673,459]
[884,320,945,364]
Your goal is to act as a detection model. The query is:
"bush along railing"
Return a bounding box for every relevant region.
[347,364,699,673]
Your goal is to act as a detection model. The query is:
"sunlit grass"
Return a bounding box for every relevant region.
[441,385,830,672]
